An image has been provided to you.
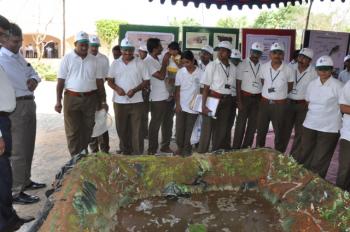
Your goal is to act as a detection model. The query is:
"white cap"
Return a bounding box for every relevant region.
[91,109,113,137]
[316,55,334,67]
[215,41,233,51]
[89,35,100,46]
[201,45,214,55]
[344,54,350,62]
[230,49,241,59]
[270,42,284,52]
[251,42,264,53]
[75,31,89,43]
[299,48,313,59]
[120,38,135,49]
[139,44,148,52]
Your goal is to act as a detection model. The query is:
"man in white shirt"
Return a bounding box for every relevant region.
[138,44,150,143]
[0,23,45,205]
[299,56,343,178]
[224,48,241,148]
[143,38,171,155]
[55,31,107,156]
[0,15,34,231]
[336,80,350,191]
[282,48,317,156]
[107,38,149,155]
[198,45,213,72]
[198,41,237,152]
[88,35,110,153]
[256,42,294,152]
[233,42,264,149]
[338,55,350,83]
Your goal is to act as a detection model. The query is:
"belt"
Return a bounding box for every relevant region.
[209,90,232,99]
[288,99,306,104]
[241,90,261,98]
[0,111,10,116]
[261,97,286,104]
[16,95,34,101]
[65,89,97,97]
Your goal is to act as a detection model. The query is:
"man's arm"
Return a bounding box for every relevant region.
[55,78,65,113]
[236,79,242,110]
[175,86,181,113]
[151,53,170,81]
[126,80,150,98]
[340,104,350,115]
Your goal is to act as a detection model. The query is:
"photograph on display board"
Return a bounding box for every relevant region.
[242,29,296,63]
[185,32,210,49]
[213,33,237,48]
[304,30,350,73]
[125,31,175,52]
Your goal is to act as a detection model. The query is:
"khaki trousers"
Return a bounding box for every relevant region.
[148,100,172,153]
[224,96,237,149]
[9,99,36,195]
[114,102,143,155]
[282,101,308,156]
[256,101,286,152]
[232,95,260,149]
[176,111,198,155]
[198,96,234,153]
[336,139,350,191]
[63,93,98,156]
[299,127,339,178]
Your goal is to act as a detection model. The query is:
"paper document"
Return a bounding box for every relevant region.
[191,94,220,117]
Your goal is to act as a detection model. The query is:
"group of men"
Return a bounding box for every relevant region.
[2,17,350,230]
[54,30,350,188]
[0,15,45,232]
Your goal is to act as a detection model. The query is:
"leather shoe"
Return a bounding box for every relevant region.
[2,214,35,232]
[13,192,40,205]
[25,180,47,190]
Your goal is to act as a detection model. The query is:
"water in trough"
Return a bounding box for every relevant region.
[115,190,283,232]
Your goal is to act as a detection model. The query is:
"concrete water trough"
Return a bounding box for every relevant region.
[34,148,350,231]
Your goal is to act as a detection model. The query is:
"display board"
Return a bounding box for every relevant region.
[182,26,239,51]
[242,29,296,63]
[303,30,350,73]
[119,24,179,51]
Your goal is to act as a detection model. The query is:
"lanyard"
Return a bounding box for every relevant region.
[295,70,307,86]
[249,61,260,80]
[269,68,280,84]
[220,62,230,79]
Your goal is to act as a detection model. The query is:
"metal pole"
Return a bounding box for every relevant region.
[62,0,66,57]
[305,0,313,31]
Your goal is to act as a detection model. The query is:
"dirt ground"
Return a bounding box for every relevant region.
[14,81,339,231]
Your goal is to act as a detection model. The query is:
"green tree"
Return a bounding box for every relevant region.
[95,19,127,53]
[253,5,306,29]
[169,17,201,27]
[216,16,250,28]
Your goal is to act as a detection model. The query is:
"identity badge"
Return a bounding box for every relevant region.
[268,87,275,93]
[225,84,231,89]
[252,81,260,88]
[291,88,297,94]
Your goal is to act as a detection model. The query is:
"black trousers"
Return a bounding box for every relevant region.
[0,115,16,230]
[299,127,339,178]
[336,139,350,191]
